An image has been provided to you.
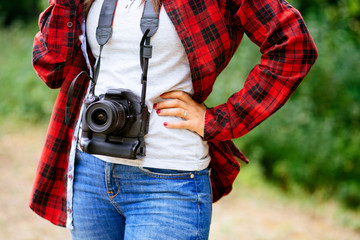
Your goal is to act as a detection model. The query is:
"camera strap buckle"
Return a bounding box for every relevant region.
[141,45,153,59]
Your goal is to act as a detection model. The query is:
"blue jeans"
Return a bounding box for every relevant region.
[70,151,212,240]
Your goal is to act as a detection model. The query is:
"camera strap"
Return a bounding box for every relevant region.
[89,0,119,95]
[139,0,159,109]
[91,0,159,97]
[65,0,159,125]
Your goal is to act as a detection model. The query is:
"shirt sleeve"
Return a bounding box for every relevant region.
[32,0,83,89]
[203,0,318,141]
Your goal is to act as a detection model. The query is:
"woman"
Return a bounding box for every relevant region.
[31,0,317,239]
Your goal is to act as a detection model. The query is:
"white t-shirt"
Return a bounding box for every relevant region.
[85,0,210,171]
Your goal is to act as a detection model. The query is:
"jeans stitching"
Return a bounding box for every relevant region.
[105,163,125,217]
[109,166,120,198]
[138,167,193,180]
[193,175,200,240]
[108,196,125,217]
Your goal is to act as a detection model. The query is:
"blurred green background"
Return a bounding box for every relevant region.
[0,0,359,235]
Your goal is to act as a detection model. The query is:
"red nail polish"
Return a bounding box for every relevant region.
[156,109,161,114]
[153,103,158,108]
[163,122,167,126]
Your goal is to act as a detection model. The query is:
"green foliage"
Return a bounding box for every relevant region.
[292,0,360,44]
[0,22,57,123]
[0,0,42,26]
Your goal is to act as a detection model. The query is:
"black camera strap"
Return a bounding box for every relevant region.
[139,0,159,108]
[90,0,118,94]
[65,0,159,125]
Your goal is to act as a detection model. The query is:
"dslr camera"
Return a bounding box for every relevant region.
[80,89,149,159]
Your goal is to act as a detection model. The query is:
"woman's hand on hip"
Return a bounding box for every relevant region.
[154,91,207,137]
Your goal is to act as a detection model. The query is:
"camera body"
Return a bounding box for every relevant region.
[80,89,149,159]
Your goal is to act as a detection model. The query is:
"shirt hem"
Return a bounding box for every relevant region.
[94,153,211,172]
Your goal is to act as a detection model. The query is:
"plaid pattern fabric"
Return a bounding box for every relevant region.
[31,0,317,227]
[31,0,89,226]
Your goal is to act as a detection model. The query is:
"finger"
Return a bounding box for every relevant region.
[160,91,192,102]
[164,120,191,130]
[154,98,187,110]
[157,108,188,119]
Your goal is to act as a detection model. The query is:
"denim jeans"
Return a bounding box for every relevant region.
[70,151,212,240]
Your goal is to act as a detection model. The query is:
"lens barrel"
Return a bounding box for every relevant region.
[85,100,127,134]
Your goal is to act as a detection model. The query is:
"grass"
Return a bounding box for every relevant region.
[235,162,360,233]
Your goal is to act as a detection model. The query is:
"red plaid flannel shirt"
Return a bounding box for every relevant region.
[31,0,317,227]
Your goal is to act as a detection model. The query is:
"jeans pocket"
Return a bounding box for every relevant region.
[138,167,195,179]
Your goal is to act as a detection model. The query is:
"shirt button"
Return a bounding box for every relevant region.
[67,21,73,28]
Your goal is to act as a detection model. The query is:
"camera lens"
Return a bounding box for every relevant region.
[92,109,108,126]
[86,100,127,134]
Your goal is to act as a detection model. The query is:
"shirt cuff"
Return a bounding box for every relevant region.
[203,105,231,142]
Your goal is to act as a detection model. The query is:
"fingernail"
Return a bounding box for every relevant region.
[153,103,158,108]
[156,109,161,114]
[163,122,167,126]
